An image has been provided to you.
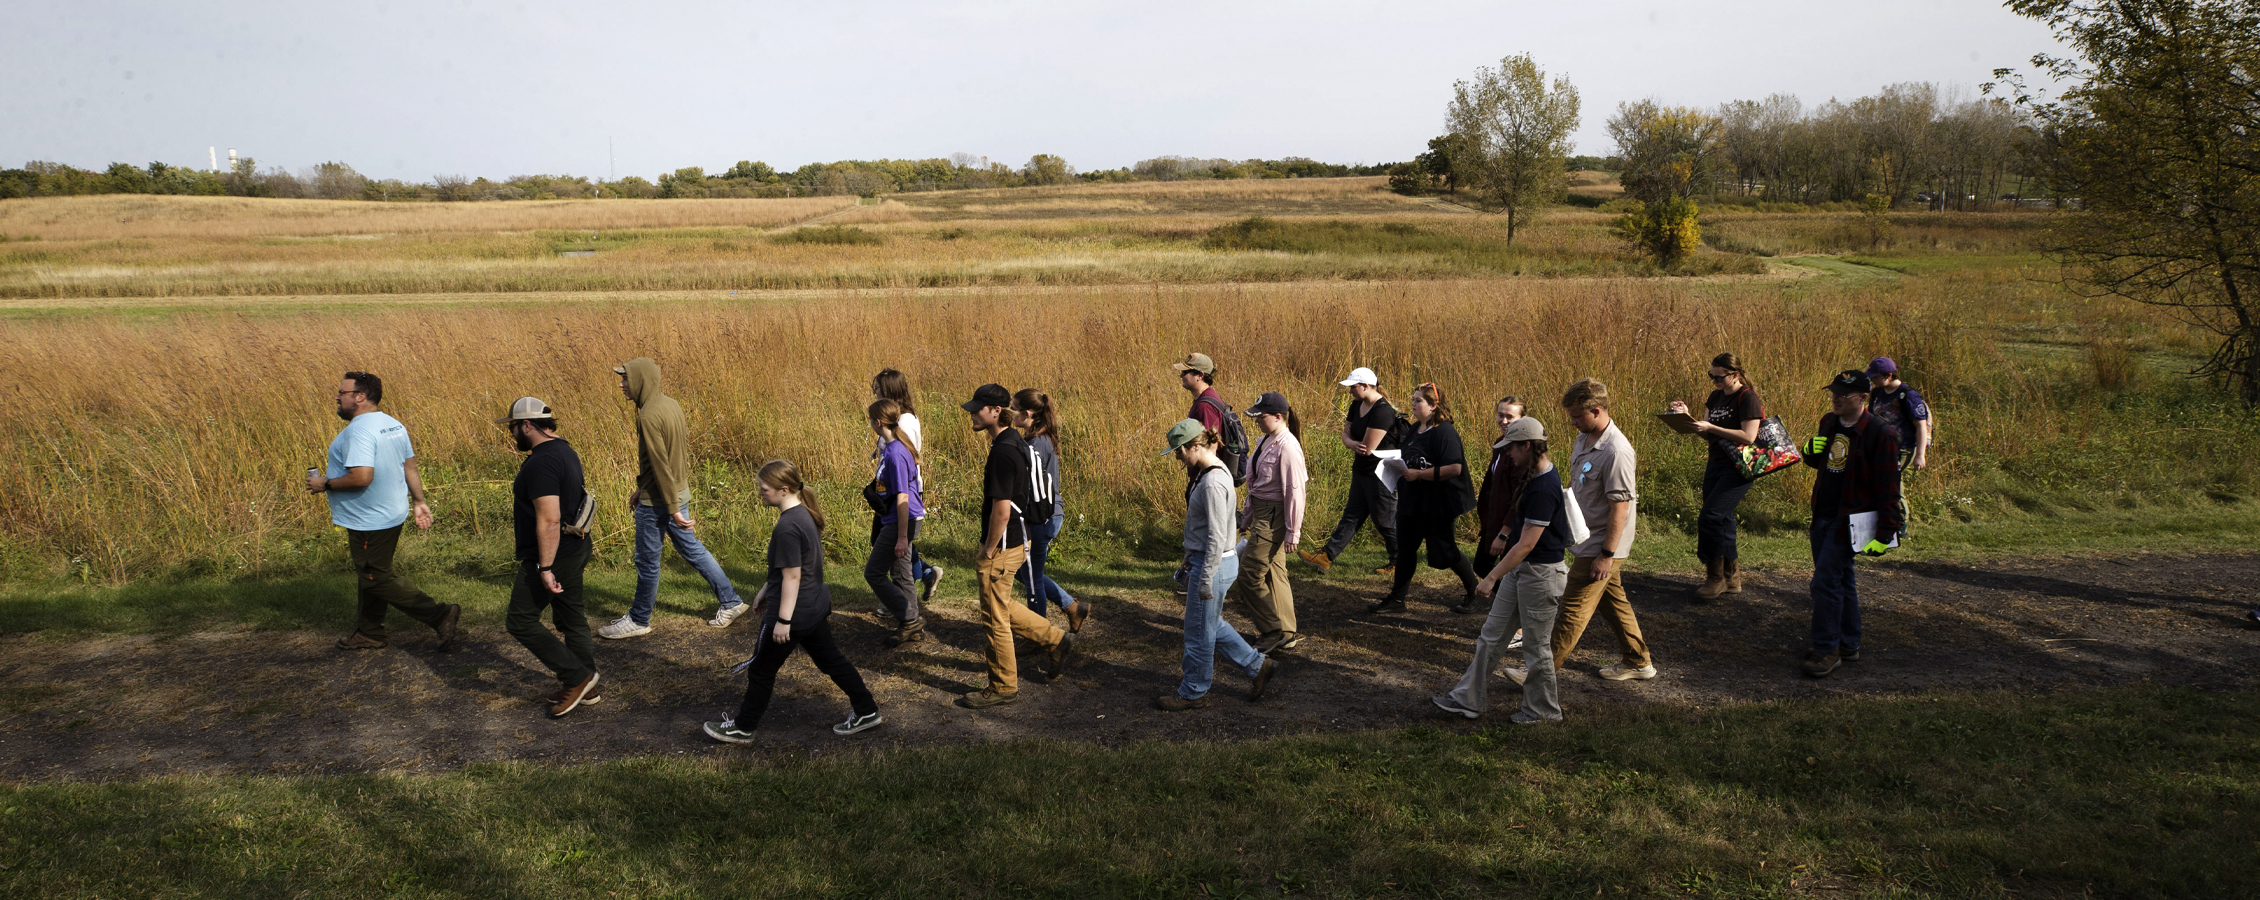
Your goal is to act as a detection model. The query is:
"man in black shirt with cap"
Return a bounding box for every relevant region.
[497,397,601,717]
[957,383,1076,709]
[1797,370,1901,678]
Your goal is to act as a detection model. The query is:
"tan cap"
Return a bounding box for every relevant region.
[1171,352,1216,375]
[493,396,554,424]
[611,364,629,375]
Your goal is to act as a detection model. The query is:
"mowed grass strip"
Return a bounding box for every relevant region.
[4,686,2253,899]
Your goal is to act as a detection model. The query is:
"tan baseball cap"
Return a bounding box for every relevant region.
[1171,352,1216,375]
[493,396,555,424]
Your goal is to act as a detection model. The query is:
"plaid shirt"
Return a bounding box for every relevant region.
[1803,410,1902,535]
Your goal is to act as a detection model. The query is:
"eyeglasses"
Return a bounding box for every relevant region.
[1707,372,1730,382]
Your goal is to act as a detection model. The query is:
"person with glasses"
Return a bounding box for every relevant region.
[307,371,459,653]
[1666,352,1764,601]
[1369,382,1481,615]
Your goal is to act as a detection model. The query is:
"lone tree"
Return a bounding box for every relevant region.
[1999,0,2260,401]
[1444,54,1580,242]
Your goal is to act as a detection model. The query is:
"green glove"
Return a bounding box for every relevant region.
[1859,539,1892,556]
[1803,435,1828,456]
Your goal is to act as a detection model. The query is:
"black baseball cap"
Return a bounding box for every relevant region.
[1823,370,1872,394]
[1245,391,1290,417]
[960,383,1012,412]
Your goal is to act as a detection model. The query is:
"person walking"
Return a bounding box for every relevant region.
[309,371,459,652]
[1303,367,1401,576]
[1666,352,1765,600]
[1013,389,1090,634]
[1431,417,1570,724]
[1229,392,1309,653]
[496,397,601,718]
[1159,419,1281,710]
[862,399,929,647]
[600,358,744,639]
[1369,382,1480,614]
[1866,357,1931,541]
[872,368,943,605]
[703,459,884,742]
[1797,370,1903,678]
[1464,395,1527,615]
[1548,379,1657,682]
[957,383,1076,710]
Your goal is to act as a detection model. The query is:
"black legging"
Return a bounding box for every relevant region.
[1697,455,1756,563]
[737,617,877,727]
[1389,515,1479,601]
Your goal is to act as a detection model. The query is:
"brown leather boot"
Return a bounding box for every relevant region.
[1723,559,1745,594]
[1693,558,1726,601]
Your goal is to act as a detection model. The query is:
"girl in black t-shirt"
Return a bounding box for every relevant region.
[704,459,883,743]
[1304,370,1402,575]
[1665,352,1764,600]
[1370,382,1480,614]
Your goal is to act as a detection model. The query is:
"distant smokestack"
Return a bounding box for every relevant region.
[228,148,238,167]
[209,147,217,172]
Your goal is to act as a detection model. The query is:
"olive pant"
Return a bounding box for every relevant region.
[1229,499,1297,635]
[505,539,596,686]
[347,524,447,641]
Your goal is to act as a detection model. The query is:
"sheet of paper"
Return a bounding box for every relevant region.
[1375,453,1406,493]
[1847,511,1899,551]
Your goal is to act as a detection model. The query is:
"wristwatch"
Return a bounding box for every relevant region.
[537,563,554,572]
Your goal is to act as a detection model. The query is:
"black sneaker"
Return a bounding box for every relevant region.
[832,711,884,735]
[1365,597,1407,615]
[1838,646,1861,663]
[1800,650,1841,678]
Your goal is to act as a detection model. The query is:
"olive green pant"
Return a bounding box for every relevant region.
[1229,499,1296,635]
[347,525,447,641]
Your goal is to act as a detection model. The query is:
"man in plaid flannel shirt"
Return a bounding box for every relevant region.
[1797,370,1902,678]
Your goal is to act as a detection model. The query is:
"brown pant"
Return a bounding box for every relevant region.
[1229,499,1296,635]
[1550,555,1652,668]
[977,544,1061,694]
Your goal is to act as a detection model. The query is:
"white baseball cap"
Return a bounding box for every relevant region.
[493,396,555,424]
[1338,367,1379,387]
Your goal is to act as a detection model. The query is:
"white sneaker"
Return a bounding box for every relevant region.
[708,603,748,628]
[596,615,652,639]
[1599,662,1658,681]
[1501,666,1528,685]
[1507,630,1524,651]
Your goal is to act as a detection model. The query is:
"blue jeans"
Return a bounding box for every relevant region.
[1179,552,1265,700]
[630,503,741,625]
[1808,520,1862,653]
[1023,513,1075,614]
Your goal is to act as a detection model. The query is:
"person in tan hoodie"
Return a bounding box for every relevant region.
[599,358,745,638]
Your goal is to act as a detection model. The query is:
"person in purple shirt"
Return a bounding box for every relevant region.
[863,399,928,647]
[1866,356,1932,541]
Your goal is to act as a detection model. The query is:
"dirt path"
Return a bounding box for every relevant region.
[3,553,2254,783]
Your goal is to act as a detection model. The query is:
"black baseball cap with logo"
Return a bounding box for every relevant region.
[960,383,1012,412]
[1822,370,1872,394]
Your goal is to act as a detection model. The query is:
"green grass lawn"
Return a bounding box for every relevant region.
[6,685,2254,899]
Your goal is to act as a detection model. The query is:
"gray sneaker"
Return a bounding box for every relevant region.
[832,711,884,735]
[1430,694,1480,720]
[597,616,652,640]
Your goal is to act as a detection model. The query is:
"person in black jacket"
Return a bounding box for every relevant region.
[1797,370,1903,678]
[1368,382,1480,614]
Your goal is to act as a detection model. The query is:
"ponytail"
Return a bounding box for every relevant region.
[1285,406,1302,440]
[868,399,918,465]
[758,459,827,533]
[1012,388,1060,452]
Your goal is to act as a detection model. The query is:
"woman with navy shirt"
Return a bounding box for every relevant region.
[1432,417,1571,724]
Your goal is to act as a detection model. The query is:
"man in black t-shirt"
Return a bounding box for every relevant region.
[496,397,600,718]
[957,383,1074,710]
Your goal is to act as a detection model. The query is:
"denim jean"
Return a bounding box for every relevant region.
[630,503,742,626]
[1179,552,1265,700]
[1023,513,1075,614]
[1808,520,1862,653]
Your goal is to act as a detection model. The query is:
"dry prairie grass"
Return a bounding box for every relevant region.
[897,176,1419,218]
[0,194,857,241]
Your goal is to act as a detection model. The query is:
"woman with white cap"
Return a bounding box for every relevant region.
[1301,367,1401,576]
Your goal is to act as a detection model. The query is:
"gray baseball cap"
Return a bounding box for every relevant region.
[1499,416,1545,443]
[493,396,554,424]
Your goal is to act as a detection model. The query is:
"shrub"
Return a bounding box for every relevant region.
[1612,197,1702,265]
[772,225,884,246]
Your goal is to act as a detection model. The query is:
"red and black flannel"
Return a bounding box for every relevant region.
[1802,410,1902,535]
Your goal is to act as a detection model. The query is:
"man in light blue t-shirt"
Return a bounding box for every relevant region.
[304,371,458,651]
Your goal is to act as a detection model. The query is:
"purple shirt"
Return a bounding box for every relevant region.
[876,439,924,524]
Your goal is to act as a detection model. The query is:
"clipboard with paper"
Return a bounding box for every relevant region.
[1848,511,1899,555]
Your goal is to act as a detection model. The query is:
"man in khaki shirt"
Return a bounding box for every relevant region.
[1551,379,1657,680]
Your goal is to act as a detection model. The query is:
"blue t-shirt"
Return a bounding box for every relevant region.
[875,439,925,525]
[1868,384,1930,450]
[325,411,415,530]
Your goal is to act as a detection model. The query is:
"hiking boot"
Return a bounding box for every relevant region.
[550,672,601,718]
[1298,549,1333,573]
[1599,662,1659,681]
[1066,600,1091,634]
[1693,559,1726,601]
[919,566,945,605]
[703,717,756,744]
[1430,694,1480,720]
[1838,646,1861,663]
[957,689,1018,709]
[1373,564,1396,576]
[337,633,387,650]
[1723,559,1745,594]
[884,617,927,647]
[596,616,651,640]
[708,603,749,628]
[547,686,602,706]
[432,604,461,651]
[1249,657,1280,701]
[1365,595,1407,615]
[1043,633,1077,683]
[1801,650,1841,678]
[1450,596,1483,615]
[832,711,885,735]
[1154,693,1208,711]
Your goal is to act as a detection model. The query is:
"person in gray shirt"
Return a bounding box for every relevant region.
[1550,378,1656,681]
[1157,419,1279,710]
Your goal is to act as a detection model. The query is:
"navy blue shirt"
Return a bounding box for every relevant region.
[1517,465,1571,565]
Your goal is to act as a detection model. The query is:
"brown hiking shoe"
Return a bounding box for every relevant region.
[1298,549,1333,573]
[546,687,602,706]
[1723,559,1745,594]
[550,672,601,718]
[884,617,927,647]
[433,603,462,651]
[1248,657,1280,701]
[1043,633,1078,683]
[956,689,1018,709]
[1693,559,1726,601]
[1066,600,1091,634]
[336,633,387,650]
[1373,564,1396,576]
[1154,693,1209,711]
[1800,651,1841,678]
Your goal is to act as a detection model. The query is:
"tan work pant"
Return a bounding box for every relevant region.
[1550,555,1652,668]
[978,544,1061,694]
[1229,499,1296,635]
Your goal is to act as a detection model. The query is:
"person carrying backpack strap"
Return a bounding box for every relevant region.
[1013,388,1089,633]
[1173,352,1249,485]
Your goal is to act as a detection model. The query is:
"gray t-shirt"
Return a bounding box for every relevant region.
[1568,422,1638,558]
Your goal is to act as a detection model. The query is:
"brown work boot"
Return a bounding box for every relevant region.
[884,617,927,647]
[1723,559,1745,595]
[1066,600,1092,634]
[1298,549,1333,573]
[336,633,387,650]
[1154,693,1209,711]
[433,603,462,651]
[1043,632,1078,683]
[1692,558,1726,601]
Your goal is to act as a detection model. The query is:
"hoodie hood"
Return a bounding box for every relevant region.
[623,357,661,408]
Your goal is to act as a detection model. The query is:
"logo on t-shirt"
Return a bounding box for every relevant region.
[1826,434,1851,473]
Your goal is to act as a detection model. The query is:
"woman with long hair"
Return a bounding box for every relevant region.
[1013,388,1089,633]
[871,368,941,605]
[1229,391,1309,653]
[703,460,883,743]
[1432,417,1572,724]
[1666,352,1764,600]
[1465,395,1526,615]
[862,399,928,646]
[1158,420,1280,710]
[1369,382,1480,614]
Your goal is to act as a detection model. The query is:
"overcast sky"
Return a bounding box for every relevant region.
[3,0,2068,182]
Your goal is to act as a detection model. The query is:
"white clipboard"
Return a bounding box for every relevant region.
[1848,511,1899,552]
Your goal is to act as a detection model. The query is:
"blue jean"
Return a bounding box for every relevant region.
[630,503,741,625]
[1179,552,1265,700]
[1023,513,1075,614]
[1808,520,1862,653]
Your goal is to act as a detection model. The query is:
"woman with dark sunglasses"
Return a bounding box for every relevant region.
[1367,382,1480,614]
[1665,352,1764,600]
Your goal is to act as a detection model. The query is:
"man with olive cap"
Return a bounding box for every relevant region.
[957,383,1076,710]
[497,397,602,718]
[1796,370,1902,678]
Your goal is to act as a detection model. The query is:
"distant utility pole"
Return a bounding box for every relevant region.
[609,136,615,182]
[208,147,217,172]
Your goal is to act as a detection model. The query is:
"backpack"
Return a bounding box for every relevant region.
[1383,412,1416,451]
[1021,440,1058,530]
[1197,394,1250,485]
